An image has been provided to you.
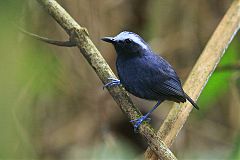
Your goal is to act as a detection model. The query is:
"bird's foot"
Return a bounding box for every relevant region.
[103,78,120,89]
[130,115,151,133]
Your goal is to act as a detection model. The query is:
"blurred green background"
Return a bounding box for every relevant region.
[0,0,240,159]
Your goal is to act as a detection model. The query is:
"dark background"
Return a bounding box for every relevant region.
[0,0,240,159]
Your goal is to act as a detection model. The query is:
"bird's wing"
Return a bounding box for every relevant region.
[149,77,186,102]
[143,55,186,102]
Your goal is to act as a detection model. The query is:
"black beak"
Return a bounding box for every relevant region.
[101,37,115,43]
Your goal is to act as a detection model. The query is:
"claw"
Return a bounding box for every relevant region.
[103,78,120,89]
[130,115,151,133]
[130,117,151,123]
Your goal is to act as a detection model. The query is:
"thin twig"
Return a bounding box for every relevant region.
[34,0,177,159]
[145,0,240,159]
[216,63,240,72]
[18,27,76,47]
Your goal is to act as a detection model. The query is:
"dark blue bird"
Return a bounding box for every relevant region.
[102,31,199,132]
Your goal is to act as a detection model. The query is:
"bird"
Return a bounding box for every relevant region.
[101,31,199,132]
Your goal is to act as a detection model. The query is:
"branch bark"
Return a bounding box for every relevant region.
[145,0,240,159]
[36,0,176,159]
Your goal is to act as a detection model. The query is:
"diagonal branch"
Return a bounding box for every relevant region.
[35,0,176,159]
[145,0,240,159]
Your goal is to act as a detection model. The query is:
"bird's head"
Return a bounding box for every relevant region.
[101,31,150,56]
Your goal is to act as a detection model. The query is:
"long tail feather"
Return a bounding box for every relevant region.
[184,92,199,110]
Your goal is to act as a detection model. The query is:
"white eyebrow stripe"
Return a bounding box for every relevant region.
[130,35,148,50]
[115,32,149,50]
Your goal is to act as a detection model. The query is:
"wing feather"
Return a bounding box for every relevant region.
[143,55,186,102]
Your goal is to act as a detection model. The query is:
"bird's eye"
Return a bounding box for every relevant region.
[125,38,132,44]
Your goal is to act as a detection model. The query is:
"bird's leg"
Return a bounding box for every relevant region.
[103,77,121,89]
[130,100,162,133]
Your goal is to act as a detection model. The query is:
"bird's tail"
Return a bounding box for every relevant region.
[184,92,199,110]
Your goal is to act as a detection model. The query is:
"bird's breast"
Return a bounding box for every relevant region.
[116,56,160,100]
